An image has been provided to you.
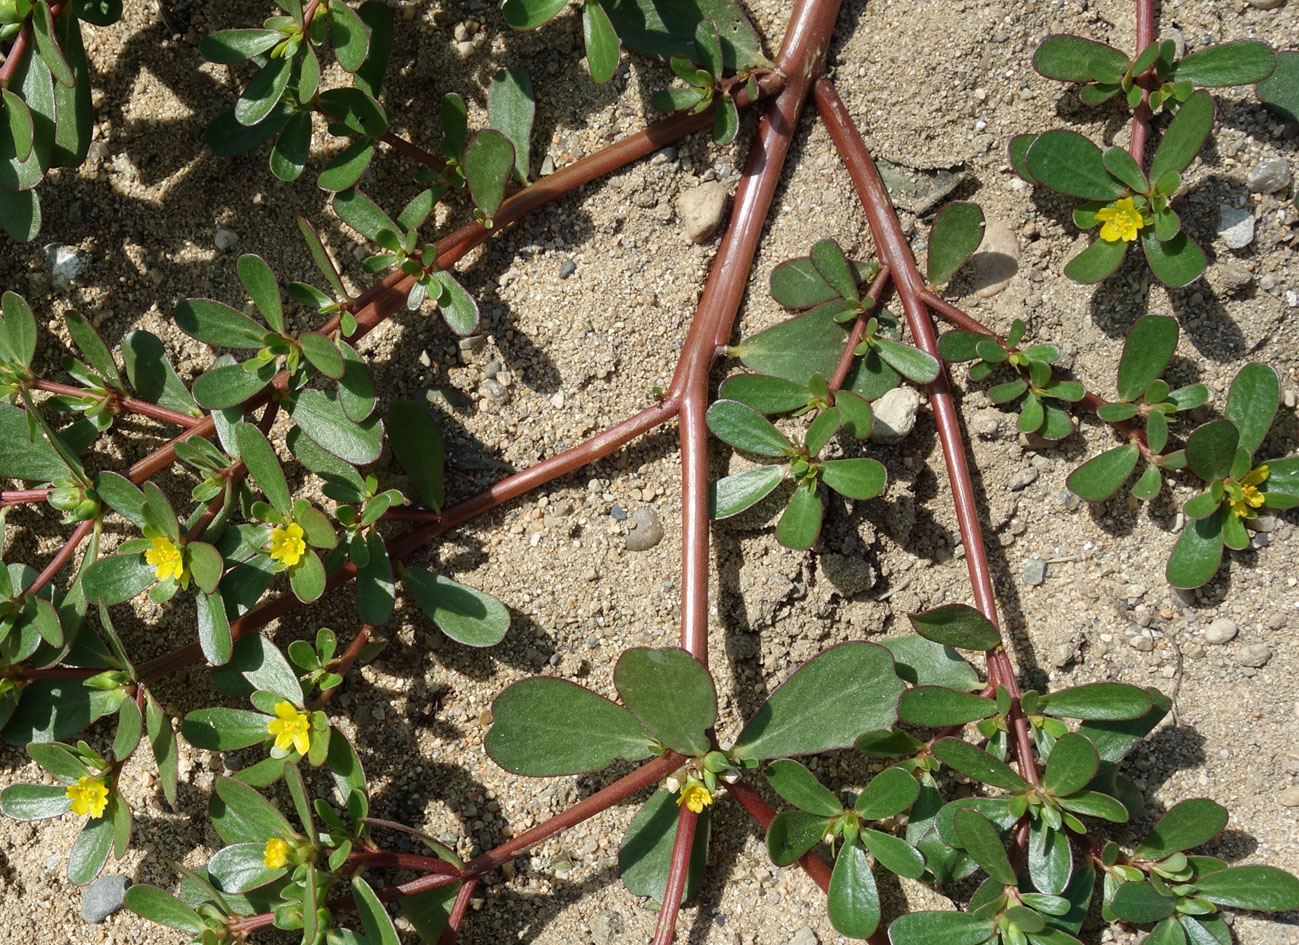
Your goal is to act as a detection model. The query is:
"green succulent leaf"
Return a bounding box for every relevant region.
[1064,235,1126,284]
[464,130,515,222]
[1141,230,1206,288]
[954,808,1017,885]
[387,400,444,510]
[1067,445,1139,502]
[1172,40,1275,87]
[1258,49,1299,122]
[614,647,716,756]
[734,642,904,761]
[855,766,921,819]
[775,480,823,550]
[485,678,655,775]
[583,2,621,84]
[1026,131,1128,200]
[766,758,842,816]
[1111,881,1177,923]
[706,399,791,456]
[1044,733,1100,796]
[898,687,997,727]
[1133,799,1230,860]
[122,885,204,934]
[489,67,535,179]
[603,0,769,71]
[931,738,1030,791]
[1117,315,1179,401]
[766,809,832,866]
[908,603,1000,651]
[1192,865,1299,911]
[927,201,985,284]
[1225,363,1279,458]
[709,464,785,518]
[1032,34,1129,82]
[829,842,881,938]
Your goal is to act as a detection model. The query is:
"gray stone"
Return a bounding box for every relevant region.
[970,217,1020,298]
[1009,466,1039,491]
[1128,630,1155,652]
[587,910,622,942]
[1204,618,1238,644]
[1251,515,1277,533]
[82,875,131,923]
[1217,204,1255,249]
[1247,158,1292,194]
[789,927,820,945]
[214,227,239,251]
[1279,786,1299,808]
[1238,643,1272,668]
[625,506,664,551]
[1024,559,1047,586]
[1246,0,1286,9]
[43,243,86,289]
[539,154,555,176]
[481,379,508,400]
[559,259,577,279]
[459,334,487,353]
[678,181,728,243]
[872,386,921,443]
[1208,261,1254,295]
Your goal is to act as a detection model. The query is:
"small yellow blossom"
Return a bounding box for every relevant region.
[66,775,109,819]
[269,522,307,568]
[145,536,186,583]
[676,781,714,814]
[263,837,291,869]
[1095,197,1145,243]
[1229,465,1269,519]
[266,701,311,756]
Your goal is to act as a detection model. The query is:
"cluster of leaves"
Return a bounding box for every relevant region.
[705,239,941,548]
[502,0,770,86]
[1009,90,1213,287]
[0,265,510,879]
[1066,315,1208,506]
[1033,35,1276,113]
[1058,314,1298,587]
[0,0,120,241]
[939,318,1083,442]
[650,19,758,144]
[483,606,1299,942]
[1014,35,1284,288]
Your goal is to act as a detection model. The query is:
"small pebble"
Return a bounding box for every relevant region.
[43,243,86,288]
[1024,559,1047,586]
[1237,643,1272,668]
[559,259,576,279]
[1217,204,1255,249]
[1284,390,1297,409]
[214,227,239,251]
[459,335,487,353]
[624,506,664,551]
[610,506,627,521]
[1128,630,1155,652]
[1245,0,1286,9]
[1203,618,1238,644]
[678,181,728,243]
[1279,787,1299,808]
[789,927,820,945]
[82,875,131,923]
[1251,515,1276,533]
[1247,157,1291,194]
[872,386,921,443]
[1009,466,1039,491]
[481,379,508,400]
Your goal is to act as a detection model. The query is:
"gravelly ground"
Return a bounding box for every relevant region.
[0,0,1297,943]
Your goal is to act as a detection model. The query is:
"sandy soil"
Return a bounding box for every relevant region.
[1,0,1297,943]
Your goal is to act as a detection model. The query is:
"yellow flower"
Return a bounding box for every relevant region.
[269,522,307,568]
[1095,197,1145,243]
[263,837,291,869]
[145,536,186,583]
[66,775,109,819]
[1229,465,1269,519]
[266,701,311,756]
[676,781,713,814]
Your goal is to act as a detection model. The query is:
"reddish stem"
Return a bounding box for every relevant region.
[1129,0,1156,165]
[652,806,699,945]
[309,623,372,710]
[32,379,203,429]
[436,879,478,945]
[1,488,51,506]
[815,79,1043,787]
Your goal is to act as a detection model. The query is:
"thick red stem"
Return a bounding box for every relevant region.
[651,806,699,945]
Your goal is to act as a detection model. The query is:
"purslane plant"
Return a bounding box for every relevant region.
[0,0,1296,943]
